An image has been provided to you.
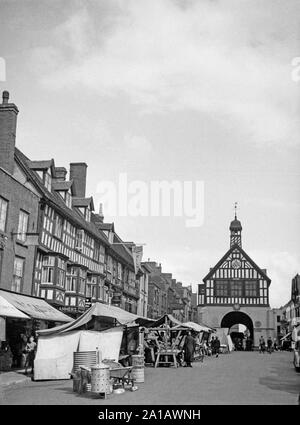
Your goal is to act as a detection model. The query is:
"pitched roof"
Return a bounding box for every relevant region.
[52,180,73,191]
[14,148,109,247]
[28,159,54,170]
[72,196,94,210]
[110,233,134,268]
[203,243,271,284]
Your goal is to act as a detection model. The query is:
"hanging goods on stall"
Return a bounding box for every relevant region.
[73,351,97,373]
[131,354,145,383]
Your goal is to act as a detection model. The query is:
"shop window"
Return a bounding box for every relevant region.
[0,197,8,232]
[12,257,24,292]
[17,210,29,243]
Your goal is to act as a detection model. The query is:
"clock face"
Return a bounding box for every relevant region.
[232,259,241,269]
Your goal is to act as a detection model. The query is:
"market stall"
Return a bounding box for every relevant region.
[142,315,213,367]
[34,302,152,380]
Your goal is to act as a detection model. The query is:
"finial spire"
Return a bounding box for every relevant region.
[234,202,238,219]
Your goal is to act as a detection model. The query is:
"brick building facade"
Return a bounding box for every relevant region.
[0,91,147,318]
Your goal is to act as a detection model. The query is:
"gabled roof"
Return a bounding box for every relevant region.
[72,196,95,210]
[14,148,109,247]
[96,222,114,231]
[52,180,73,192]
[203,244,271,284]
[109,232,135,269]
[28,159,56,176]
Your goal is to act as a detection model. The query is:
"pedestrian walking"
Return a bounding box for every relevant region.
[273,339,278,351]
[267,336,273,354]
[214,336,221,358]
[24,336,37,375]
[183,331,196,367]
[210,336,216,355]
[259,336,266,354]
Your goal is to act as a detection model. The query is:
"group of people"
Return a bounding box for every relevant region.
[183,332,221,367]
[259,336,277,354]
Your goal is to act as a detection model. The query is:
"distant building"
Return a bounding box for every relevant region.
[198,212,278,347]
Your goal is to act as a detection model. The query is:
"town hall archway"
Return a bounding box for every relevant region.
[221,311,254,341]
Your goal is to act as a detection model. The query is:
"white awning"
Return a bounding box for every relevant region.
[0,295,30,319]
[0,290,72,322]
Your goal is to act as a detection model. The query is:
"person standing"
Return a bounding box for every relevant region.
[214,336,221,358]
[259,336,266,354]
[183,331,196,367]
[210,336,216,355]
[267,336,273,354]
[24,336,37,375]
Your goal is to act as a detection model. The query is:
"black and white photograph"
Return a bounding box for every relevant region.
[0,0,300,411]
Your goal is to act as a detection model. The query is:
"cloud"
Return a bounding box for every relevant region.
[124,134,153,154]
[30,0,300,146]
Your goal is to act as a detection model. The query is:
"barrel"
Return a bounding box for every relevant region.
[91,364,110,394]
[73,351,97,373]
[132,367,144,383]
[131,355,144,368]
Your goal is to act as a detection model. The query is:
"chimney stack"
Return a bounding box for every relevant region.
[70,162,87,197]
[0,91,19,174]
[55,167,67,181]
[93,203,104,224]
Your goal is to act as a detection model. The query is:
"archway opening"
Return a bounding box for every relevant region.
[221,311,254,351]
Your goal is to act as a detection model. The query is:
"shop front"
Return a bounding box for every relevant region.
[0,289,72,370]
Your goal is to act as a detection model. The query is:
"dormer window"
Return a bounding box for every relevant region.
[44,171,52,191]
[65,191,72,209]
[85,208,91,222]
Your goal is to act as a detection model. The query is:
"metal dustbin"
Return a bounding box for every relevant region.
[91,362,110,395]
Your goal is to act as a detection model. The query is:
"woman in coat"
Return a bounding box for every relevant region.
[184,331,196,367]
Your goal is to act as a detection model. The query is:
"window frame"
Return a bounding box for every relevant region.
[0,196,8,233]
[12,256,25,293]
[17,209,29,243]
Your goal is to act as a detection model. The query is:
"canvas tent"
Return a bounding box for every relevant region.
[34,302,152,380]
[147,314,183,328]
[174,321,213,333]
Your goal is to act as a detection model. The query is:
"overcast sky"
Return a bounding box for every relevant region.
[1,0,299,307]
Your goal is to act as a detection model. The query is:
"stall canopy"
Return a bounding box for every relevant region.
[175,321,213,333]
[37,302,152,336]
[0,290,72,323]
[147,314,183,328]
[0,295,30,319]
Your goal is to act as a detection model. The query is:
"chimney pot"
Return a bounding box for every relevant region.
[2,91,9,104]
